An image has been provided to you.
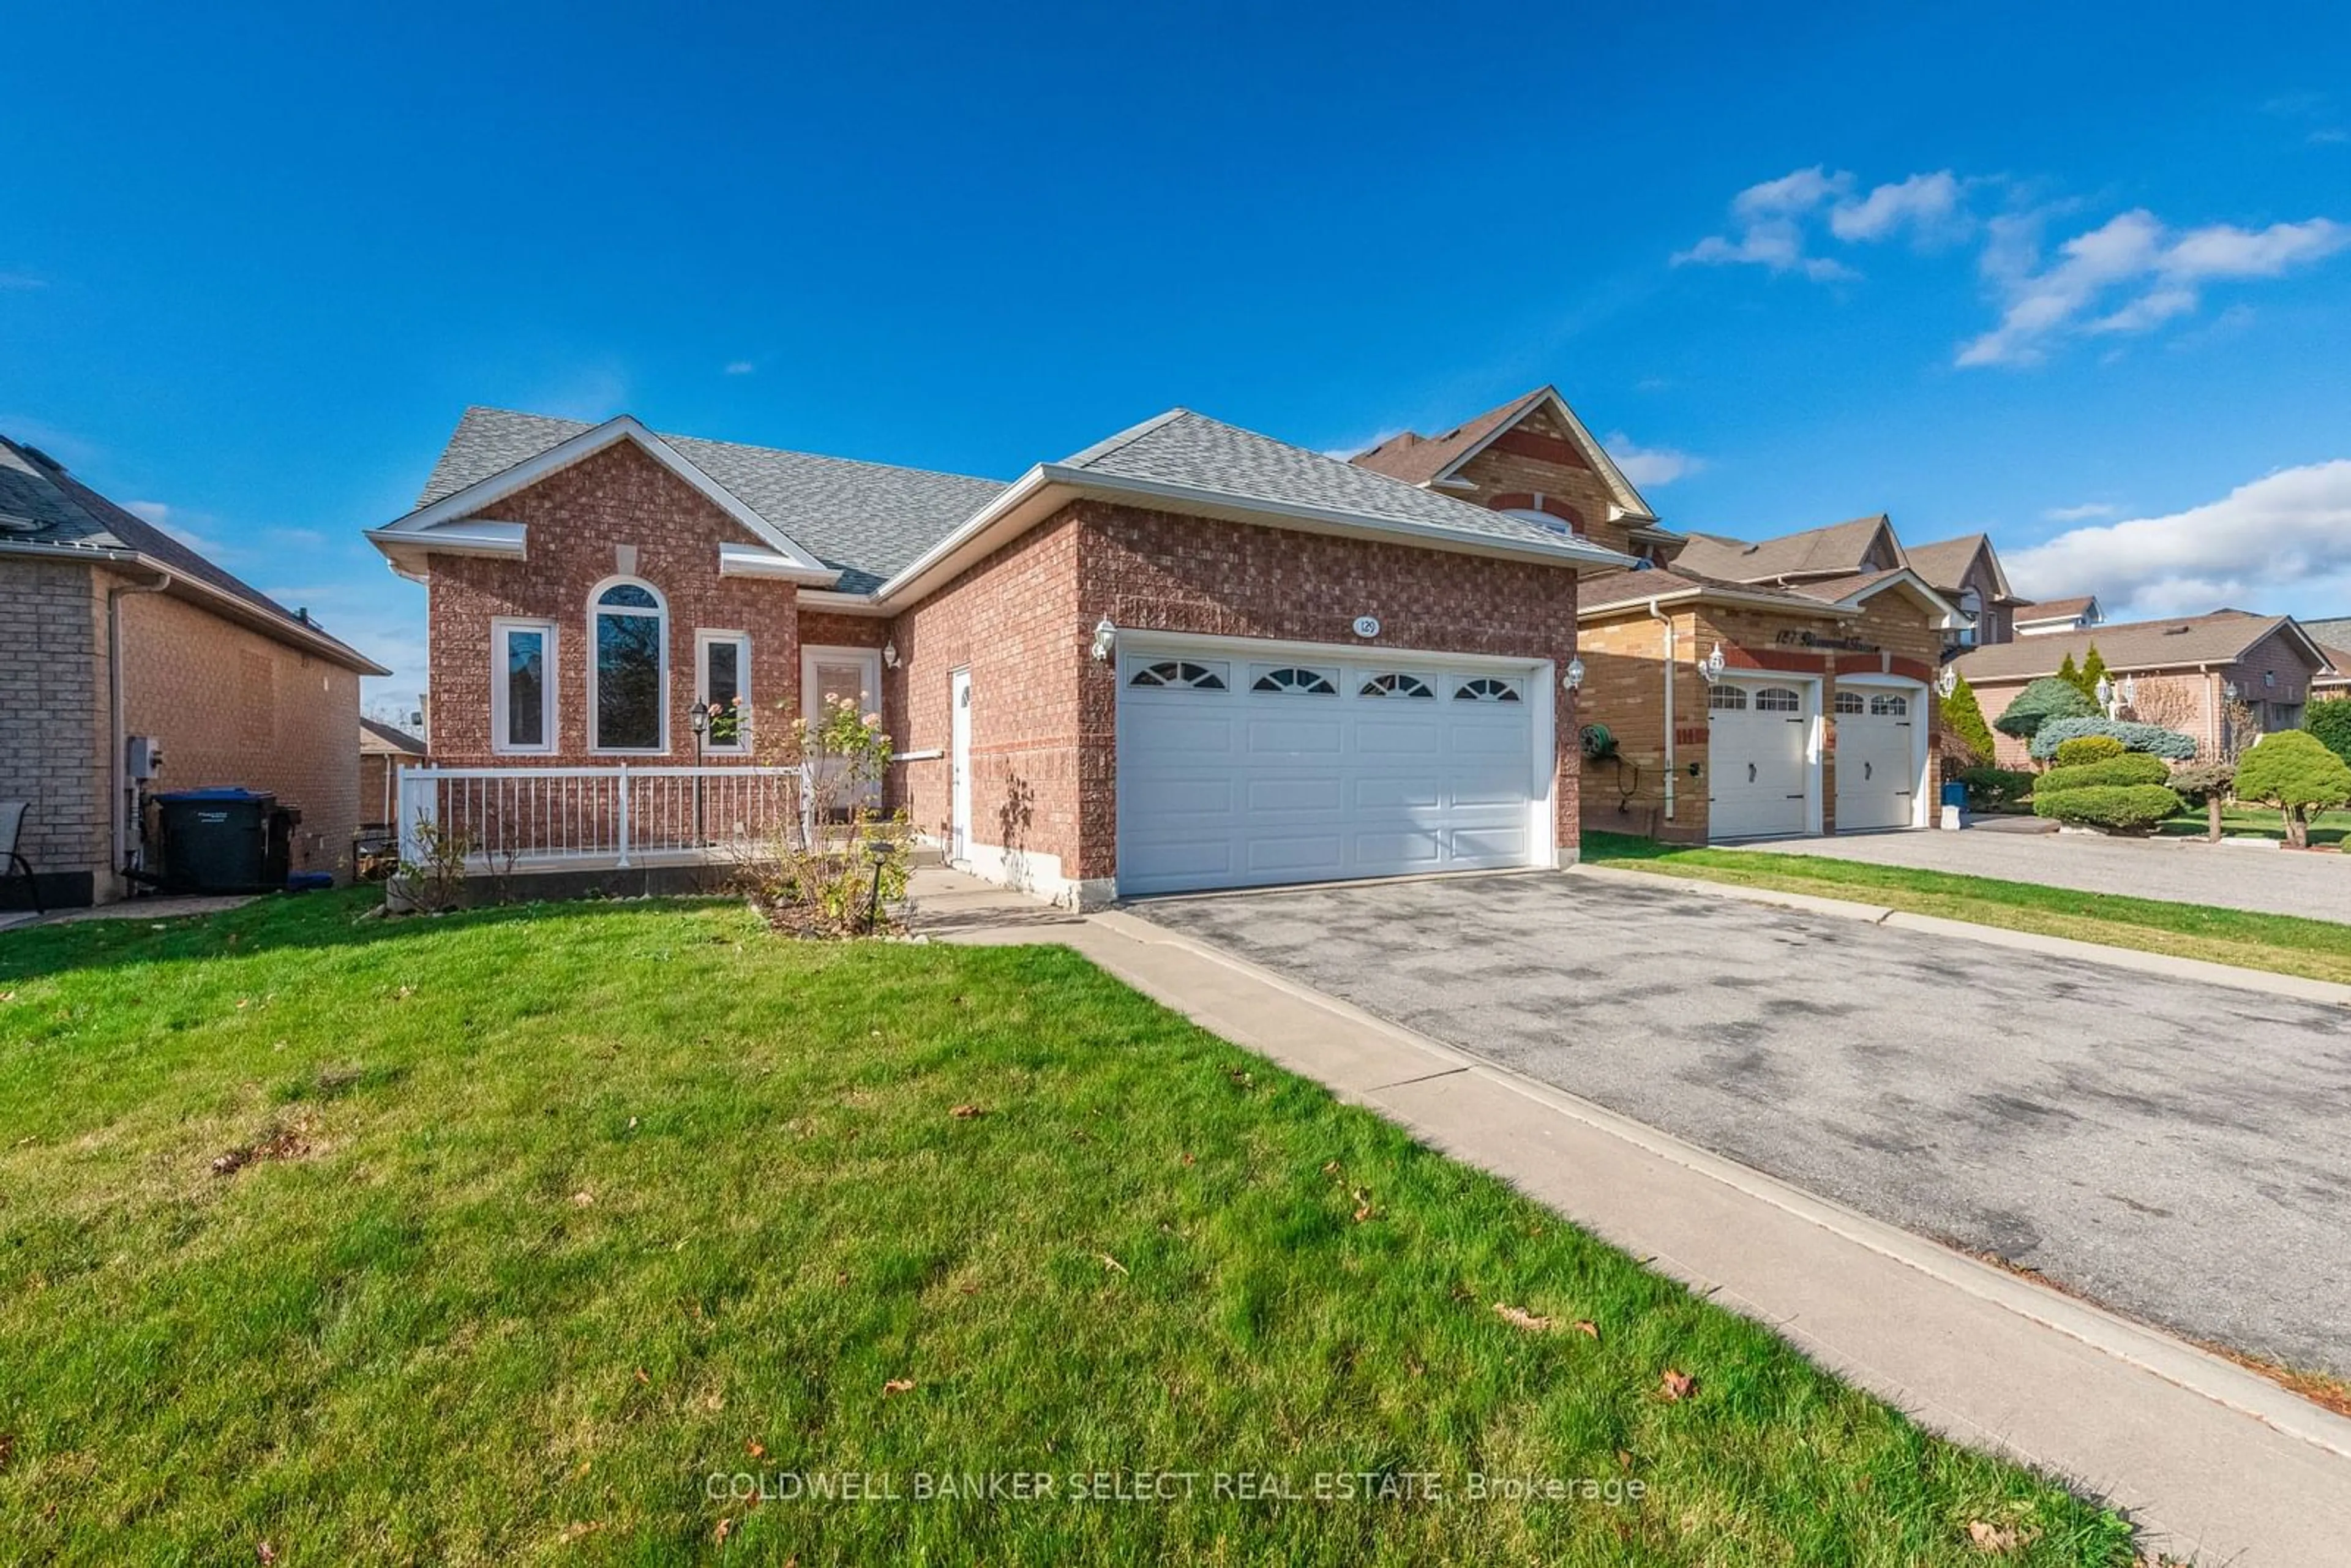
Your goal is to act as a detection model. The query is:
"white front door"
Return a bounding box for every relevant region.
[802,645,884,808]
[1834,686,1920,832]
[1115,645,1547,896]
[1706,680,1812,840]
[948,669,973,862]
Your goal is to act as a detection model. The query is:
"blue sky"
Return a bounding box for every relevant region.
[6,1,2349,710]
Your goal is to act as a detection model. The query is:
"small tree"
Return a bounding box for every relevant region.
[1941,672,1997,765]
[2056,652,2083,697]
[2170,759,2236,843]
[1992,677,2099,745]
[2305,696,2351,767]
[2079,644,2109,705]
[2231,730,2351,849]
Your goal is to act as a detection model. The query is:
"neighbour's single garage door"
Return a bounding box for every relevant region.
[1833,688,1918,832]
[1706,680,1810,840]
[1116,648,1543,896]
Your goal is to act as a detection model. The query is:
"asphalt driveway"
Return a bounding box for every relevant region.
[1742,826,2351,924]
[1139,871,2351,1379]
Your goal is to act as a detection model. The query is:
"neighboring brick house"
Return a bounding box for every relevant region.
[1955,610,2331,767]
[2303,616,2351,695]
[1905,533,2026,651]
[359,718,427,828]
[1352,391,1957,844]
[0,434,387,909]
[367,405,1631,903]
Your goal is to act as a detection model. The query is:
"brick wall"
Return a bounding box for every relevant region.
[0,558,106,898]
[427,441,798,765]
[1444,402,1637,555]
[114,576,364,882]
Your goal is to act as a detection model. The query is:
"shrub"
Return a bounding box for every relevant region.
[1992,677,2098,740]
[2027,715,2199,762]
[2306,696,2351,767]
[2233,730,2351,849]
[2031,754,2173,795]
[1956,765,2034,812]
[2033,784,2185,833]
[2170,759,2237,842]
[1941,673,1997,766]
[2052,735,2126,765]
[2078,643,2109,703]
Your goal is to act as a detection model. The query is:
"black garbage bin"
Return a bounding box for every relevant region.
[157,788,281,894]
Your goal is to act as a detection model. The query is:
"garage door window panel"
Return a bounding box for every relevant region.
[1360,672,1436,699]
[1455,677,1522,703]
[1709,686,1748,711]
[1251,666,1338,696]
[1131,659,1228,691]
[1755,687,1802,712]
[1834,691,1865,715]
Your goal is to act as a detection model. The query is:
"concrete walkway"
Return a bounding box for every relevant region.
[908,866,2351,1567]
[1744,825,2351,922]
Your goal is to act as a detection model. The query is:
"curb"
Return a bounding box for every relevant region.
[1566,861,2351,1008]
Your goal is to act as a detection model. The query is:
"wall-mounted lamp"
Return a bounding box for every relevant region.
[1935,664,1959,699]
[1698,643,1727,684]
[2222,679,2240,702]
[882,640,899,669]
[1563,656,1586,692]
[2094,673,2113,708]
[1090,617,1117,662]
[2119,675,2137,707]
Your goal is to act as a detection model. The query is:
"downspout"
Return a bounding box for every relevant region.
[108,569,173,887]
[1648,599,1675,822]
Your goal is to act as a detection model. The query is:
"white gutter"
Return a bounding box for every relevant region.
[108,568,173,882]
[1648,598,1676,823]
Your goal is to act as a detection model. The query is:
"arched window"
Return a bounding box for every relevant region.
[1708,685,1748,711]
[1359,672,1435,699]
[1869,693,1908,717]
[1129,659,1226,690]
[1834,691,1865,715]
[1754,687,1802,712]
[1252,666,1337,695]
[1454,677,1522,703]
[591,579,667,751]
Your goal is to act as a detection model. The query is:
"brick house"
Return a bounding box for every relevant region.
[359,717,427,828]
[1905,533,2025,651]
[1955,610,2331,767]
[0,434,387,908]
[1352,391,1957,843]
[367,405,1632,903]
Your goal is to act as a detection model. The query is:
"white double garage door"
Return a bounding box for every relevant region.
[1116,640,1554,896]
[1706,675,1926,841]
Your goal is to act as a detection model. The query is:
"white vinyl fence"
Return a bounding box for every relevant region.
[397,766,808,869]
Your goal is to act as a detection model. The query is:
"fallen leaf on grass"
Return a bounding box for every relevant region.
[1572,1319,1600,1340]
[1615,1449,1633,1471]
[256,1544,276,1564]
[883,1378,915,1395]
[713,1517,733,1544]
[634,1368,651,1386]
[745,1440,766,1459]
[1658,1368,1696,1403]
[1351,1190,1376,1223]
[1493,1303,1555,1332]
[557,1521,605,1544]
[1966,1519,2038,1553]
[1099,1253,1129,1275]
[1226,1068,1254,1089]
[1180,1151,1195,1166]
[949,1104,983,1119]
[1321,1160,1341,1176]
[571,1191,595,1207]
[0,1432,13,1469]
[0,991,15,1002]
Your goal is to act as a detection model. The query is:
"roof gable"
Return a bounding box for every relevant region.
[1905,533,2014,601]
[1346,386,1657,523]
[1670,514,1905,585]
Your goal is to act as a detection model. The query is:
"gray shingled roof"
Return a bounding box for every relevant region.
[0,435,382,671]
[1059,410,1629,563]
[421,408,1009,594]
[1953,610,2320,683]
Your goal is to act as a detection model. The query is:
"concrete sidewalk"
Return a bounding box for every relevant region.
[910,867,2351,1567]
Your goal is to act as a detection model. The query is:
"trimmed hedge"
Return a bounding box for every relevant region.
[2028,715,2199,762]
[2032,754,2174,795]
[2306,696,2351,767]
[2033,784,2185,833]
[2053,735,2127,765]
[1942,674,1998,766]
[1992,677,2098,740]
[1957,765,2034,812]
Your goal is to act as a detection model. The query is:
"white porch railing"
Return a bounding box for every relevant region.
[396,765,808,869]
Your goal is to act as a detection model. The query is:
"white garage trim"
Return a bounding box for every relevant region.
[1114,632,1558,896]
[1831,673,1932,831]
[1706,673,1824,841]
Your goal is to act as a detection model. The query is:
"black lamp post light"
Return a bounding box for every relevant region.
[866,835,898,932]
[688,703,708,846]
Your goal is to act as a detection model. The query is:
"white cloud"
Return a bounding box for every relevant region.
[724,361,756,375]
[1603,432,1704,488]
[2007,460,2351,620]
[1673,166,1860,281]
[1829,171,1970,244]
[1319,427,1406,462]
[2042,501,2117,522]
[1957,209,2348,367]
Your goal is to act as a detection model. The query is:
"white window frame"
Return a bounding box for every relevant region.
[587,576,669,756]
[490,617,559,756]
[694,629,753,754]
[801,644,887,722]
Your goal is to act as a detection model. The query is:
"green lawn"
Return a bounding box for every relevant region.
[2154,805,2351,847]
[1584,831,2351,985]
[0,893,2135,1566]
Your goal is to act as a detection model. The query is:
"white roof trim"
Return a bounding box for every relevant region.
[1425,387,1659,523]
[796,587,893,617]
[362,521,525,560]
[372,415,838,583]
[1578,582,1861,620]
[718,541,822,580]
